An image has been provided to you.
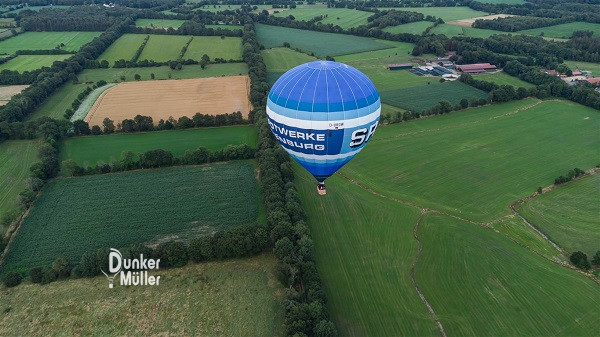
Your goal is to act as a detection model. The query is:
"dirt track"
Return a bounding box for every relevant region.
[84,76,252,126]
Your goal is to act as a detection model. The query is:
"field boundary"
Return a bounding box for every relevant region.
[70,83,118,122]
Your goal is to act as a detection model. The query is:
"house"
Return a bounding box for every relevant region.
[456,63,496,73]
[387,64,412,70]
[541,69,558,76]
[582,77,600,86]
[571,71,582,76]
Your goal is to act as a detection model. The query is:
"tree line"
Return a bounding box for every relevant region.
[473,16,573,32]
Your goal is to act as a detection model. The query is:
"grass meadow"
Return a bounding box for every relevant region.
[430,24,508,38]
[184,36,243,60]
[342,99,599,223]
[563,60,600,75]
[139,34,190,62]
[381,81,488,111]
[1,162,261,273]
[0,31,101,54]
[382,21,433,35]
[0,140,39,231]
[97,34,148,64]
[380,6,487,21]
[61,126,258,166]
[517,173,600,257]
[135,18,185,28]
[0,55,70,72]
[472,71,535,88]
[255,23,392,57]
[519,22,600,39]
[273,7,373,29]
[417,213,600,336]
[335,40,421,63]
[28,82,85,120]
[0,254,285,336]
[262,47,315,84]
[205,24,243,31]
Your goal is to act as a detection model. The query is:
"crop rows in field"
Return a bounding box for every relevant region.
[273,7,373,29]
[519,22,600,39]
[0,54,70,72]
[0,31,101,54]
[381,81,488,111]
[135,18,185,28]
[0,162,261,273]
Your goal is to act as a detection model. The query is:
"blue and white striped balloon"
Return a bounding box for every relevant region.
[266,60,380,184]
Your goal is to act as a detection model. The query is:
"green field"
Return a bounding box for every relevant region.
[519,22,600,39]
[28,82,85,120]
[430,24,508,38]
[294,166,438,336]
[382,21,433,35]
[135,18,186,28]
[273,7,373,29]
[262,47,316,84]
[5,5,69,14]
[381,81,488,111]
[197,4,273,12]
[0,54,70,72]
[342,99,600,223]
[0,254,285,336]
[0,162,261,273]
[476,0,526,3]
[97,34,148,64]
[139,34,190,62]
[0,140,39,231]
[381,6,487,21]
[184,36,243,60]
[78,63,248,82]
[61,126,257,166]
[335,40,423,63]
[563,60,600,76]
[416,213,599,336]
[255,23,392,57]
[517,173,600,257]
[473,71,535,88]
[205,24,243,31]
[489,216,563,260]
[0,31,101,54]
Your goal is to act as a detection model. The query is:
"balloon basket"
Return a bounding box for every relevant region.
[317,183,326,195]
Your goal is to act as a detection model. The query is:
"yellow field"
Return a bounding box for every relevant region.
[84,76,252,126]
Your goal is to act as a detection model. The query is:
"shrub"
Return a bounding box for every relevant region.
[3,272,23,288]
[29,267,44,283]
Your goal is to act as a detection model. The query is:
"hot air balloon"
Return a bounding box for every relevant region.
[266,60,380,195]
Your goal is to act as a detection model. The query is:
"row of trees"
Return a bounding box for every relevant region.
[62,144,256,176]
[554,167,586,185]
[570,251,600,271]
[473,16,572,32]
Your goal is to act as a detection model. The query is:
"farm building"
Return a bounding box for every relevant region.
[541,69,558,76]
[581,77,600,86]
[387,63,412,70]
[456,63,497,73]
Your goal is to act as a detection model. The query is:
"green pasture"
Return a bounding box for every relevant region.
[0,161,261,273]
[205,24,243,31]
[273,7,373,29]
[489,216,563,260]
[184,36,243,60]
[139,34,190,62]
[563,60,600,76]
[78,63,248,82]
[28,82,85,120]
[135,18,185,28]
[417,213,600,336]
[0,31,101,54]
[0,54,70,72]
[0,255,285,336]
[519,22,600,39]
[472,71,535,88]
[262,47,316,72]
[255,23,392,57]
[430,24,508,38]
[342,99,600,223]
[381,81,488,111]
[382,21,433,35]
[97,34,148,64]
[380,6,487,21]
[335,40,422,63]
[61,126,258,166]
[517,173,600,257]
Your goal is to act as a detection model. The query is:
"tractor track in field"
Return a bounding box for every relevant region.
[411,211,447,337]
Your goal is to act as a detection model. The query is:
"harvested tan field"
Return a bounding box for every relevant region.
[0,85,28,106]
[84,76,252,126]
[447,14,518,27]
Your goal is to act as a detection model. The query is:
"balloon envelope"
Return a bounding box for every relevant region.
[266,60,380,183]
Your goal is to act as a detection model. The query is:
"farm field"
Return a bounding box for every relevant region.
[381,81,488,110]
[0,254,285,336]
[294,165,438,337]
[517,173,600,257]
[476,0,526,3]
[430,24,508,38]
[184,36,243,60]
[473,71,535,88]
[0,54,70,72]
[78,63,248,82]
[446,14,517,27]
[0,140,39,232]
[61,125,258,166]
[97,34,148,64]
[139,34,190,62]
[519,22,600,39]
[262,47,315,84]
[83,76,252,126]
[0,162,261,273]
[489,216,563,260]
[382,21,433,35]
[335,40,424,63]
[197,4,273,12]
[416,213,600,336]
[135,18,185,28]
[0,31,101,54]
[255,23,392,57]
[205,24,243,31]
[273,7,373,29]
[342,99,600,223]
[5,5,69,14]
[381,6,487,21]
[563,60,600,75]
[28,82,85,120]
[0,84,28,106]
